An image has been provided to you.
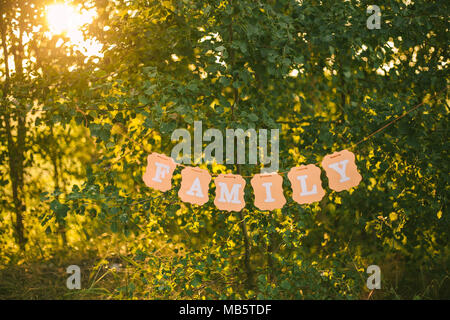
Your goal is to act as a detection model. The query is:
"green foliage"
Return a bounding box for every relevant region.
[0,0,448,299]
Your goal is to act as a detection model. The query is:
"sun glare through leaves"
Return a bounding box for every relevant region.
[46,2,102,58]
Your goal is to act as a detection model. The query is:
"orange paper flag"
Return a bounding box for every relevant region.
[178,167,212,205]
[250,173,286,210]
[214,174,246,212]
[142,153,177,192]
[288,164,326,204]
[321,149,362,192]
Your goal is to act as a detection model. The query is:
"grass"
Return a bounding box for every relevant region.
[1,232,448,300]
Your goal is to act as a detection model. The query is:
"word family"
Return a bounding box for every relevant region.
[143,149,362,211]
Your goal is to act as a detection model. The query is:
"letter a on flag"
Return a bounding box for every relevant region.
[288,164,325,204]
[322,150,362,192]
[178,167,212,205]
[143,153,177,192]
[251,173,286,210]
[214,174,246,212]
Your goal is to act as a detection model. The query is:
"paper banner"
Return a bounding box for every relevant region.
[288,164,325,204]
[321,149,362,192]
[141,149,364,210]
[142,153,177,192]
[250,173,286,210]
[214,174,246,212]
[178,166,211,205]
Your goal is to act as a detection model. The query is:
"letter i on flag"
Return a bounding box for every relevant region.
[251,173,286,210]
[178,167,212,205]
[143,153,177,192]
[321,150,362,191]
[288,164,325,204]
[214,174,246,212]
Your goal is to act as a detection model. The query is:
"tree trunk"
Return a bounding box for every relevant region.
[1,7,27,250]
[49,127,67,246]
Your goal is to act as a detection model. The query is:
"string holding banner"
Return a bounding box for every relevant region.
[142,149,362,212]
[141,96,439,211]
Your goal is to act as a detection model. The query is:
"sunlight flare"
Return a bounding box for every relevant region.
[46,2,102,57]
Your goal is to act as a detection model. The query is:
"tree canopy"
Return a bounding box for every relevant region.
[0,0,448,299]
